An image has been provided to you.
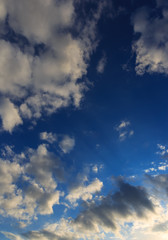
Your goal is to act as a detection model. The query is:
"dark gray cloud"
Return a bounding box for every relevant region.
[73,179,154,232]
[23,230,75,240]
[146,174,168,196]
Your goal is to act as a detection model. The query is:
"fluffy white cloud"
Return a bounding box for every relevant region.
[132,2,168,75]
[0,144,65,223]
[0,40,32,96]
[40,132,57,144]
[66,178,103,203]
[0,0,106,131]
[0,97,22,132]
[59,135,75,154]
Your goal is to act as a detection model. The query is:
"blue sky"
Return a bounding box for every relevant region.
[0,0,168,239]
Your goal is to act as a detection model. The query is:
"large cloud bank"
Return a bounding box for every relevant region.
[0,0,105,132]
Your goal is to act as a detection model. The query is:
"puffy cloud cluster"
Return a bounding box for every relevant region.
[5,175,168,240]
[40,132,75,154]
[0,0,106,132]
[132,0,168,75]
[72,178,154,234]
[0,144,65,224]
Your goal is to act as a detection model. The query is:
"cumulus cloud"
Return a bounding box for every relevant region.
[59,135,75,154]
[4,175,168,240]
[0,144,65,223]
[73,178,154,233]
[66,178,103,203]
[40,132,57,144]
[132,2,168,75]
[0,97,22,132]
[0,0,106,131]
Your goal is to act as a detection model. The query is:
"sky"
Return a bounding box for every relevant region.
[0,0,168,239]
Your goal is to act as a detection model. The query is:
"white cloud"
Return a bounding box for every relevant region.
[97,54,106,73]
[1,232,23,240]
[59,135,75,154]
[117,120,130,130]
[0,0,106,131]
[158,165,167,171]
[0,97,22,132]
[115,120,134,141]
[40,132,57,144]
[92,165,98,173]
[132,3,168,75]
[3,175,168,240]
[66,178,103,203]
[0,144,65,224]
[156,144,168,156]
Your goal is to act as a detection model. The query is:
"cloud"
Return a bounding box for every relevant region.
[73,178,154,233]
[0,144,65,223]
[115,120,134,141]
[1,232,23,240]
[96,54,106,73]
[3,176,168,240]
[132,2,168,75]
[66,178,103,203]
[146,174,168,196]
[0,0,106,131]
[0,97,22,132]
[59,135,75,154]
[92,165,98,173]
[40,132,57,144]
[156,144,168,157]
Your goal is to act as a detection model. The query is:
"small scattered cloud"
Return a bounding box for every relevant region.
[96,53,107,73]
[156,144,168,157]
[40,132,57,144]
[115,120,134,141]
[59,135,75,154]
[92,165,98,173]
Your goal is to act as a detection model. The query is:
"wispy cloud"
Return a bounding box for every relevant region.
[115,120,134,141]
[96,53,107,73]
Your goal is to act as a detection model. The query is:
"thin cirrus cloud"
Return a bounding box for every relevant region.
[0,0,106,132]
